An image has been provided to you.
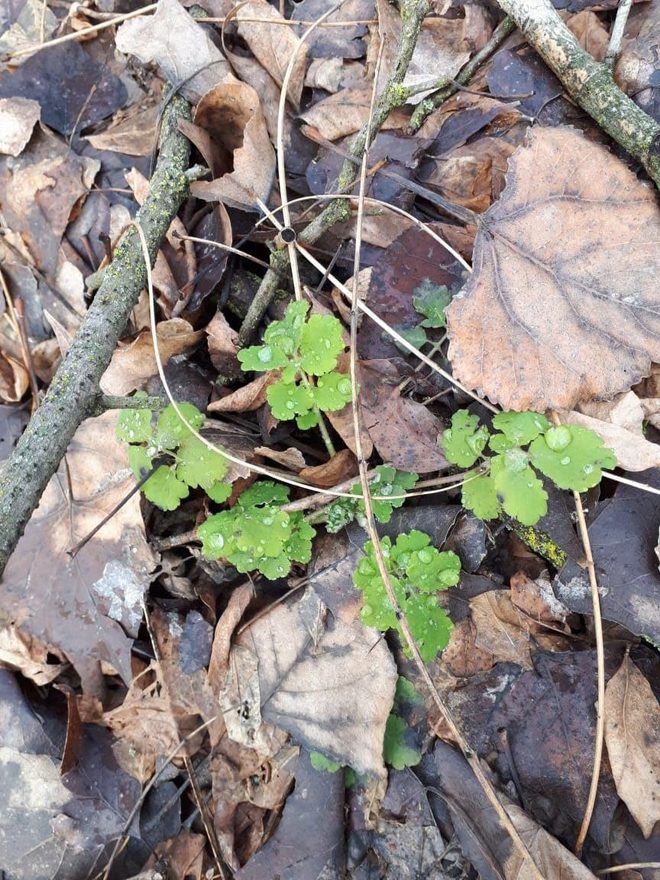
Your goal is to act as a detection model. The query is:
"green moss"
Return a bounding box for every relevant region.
[513,523,567,569]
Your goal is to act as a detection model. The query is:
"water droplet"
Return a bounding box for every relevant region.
[583,464,594,474]
[286,400,295,410]
[362,604,373,617]
[418,549,433,564]
[256,544,264,555]
[262,516,273,526]
[338,379,352,396]
[323,338,331,349]
[213,534,225,549]
[546,425,572,451]
[380,484,392,496]
[560,456,571,465]
[257,346,273,364]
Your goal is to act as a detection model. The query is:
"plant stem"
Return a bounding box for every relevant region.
[314,406,337,457]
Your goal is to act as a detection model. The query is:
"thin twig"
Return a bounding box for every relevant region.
[605,0,633,69]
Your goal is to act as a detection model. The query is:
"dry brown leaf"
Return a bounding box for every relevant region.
[0,625,66,686]
[0,124,99,277]
[230,588,397,776]
[0,97,40,156]
[0,412,155,697]
[300,85,409,141]
[299,449,358,488]
[441,618,494,676]
[0,0,57,57]
[235,0,308,108]
[469,590,533,669]
[0,352,28,403]
[567,11,609,61]
[562,392,660,471]
[188,82,276,210]
[253,445,306,470]
[206,309,240,377]
[447,126,660,411]
[605,654,660,838]
[208,372,278,413]
[115,0,236,102]
[85,103,159,156]
[358,359,447,473]
[100,318,203,396]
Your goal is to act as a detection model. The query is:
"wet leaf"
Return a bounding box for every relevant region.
[0,412,156,696]
[605,654,660,838]
[447,126,660,411]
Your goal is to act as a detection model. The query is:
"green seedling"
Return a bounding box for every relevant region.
[442,409,617,526]
[325,466,418,533]
[354,530,460,663]
[117,400,230,511]
[198,481,315,580]
[238,300,352,429]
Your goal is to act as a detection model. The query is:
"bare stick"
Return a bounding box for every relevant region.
[0,96,191,576]
[409,16,516,131]
[605,0,633,69]
[494,0,660,187]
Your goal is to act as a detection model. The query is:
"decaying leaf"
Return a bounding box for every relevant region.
[447,126,660,411]
[0,412,155,696]
[235,0,308,108]
[85,102,160,157]
[228,588,397,776]
[0,97,40,156]
[605,654,660,838]
[208,372,278,413]
[115,0,236,101]
[187,82,276,210]
[469,590,534,669]
[100,318,203,396]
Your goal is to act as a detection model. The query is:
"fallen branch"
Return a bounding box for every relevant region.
[0,95,191,576]
[495,0,660,187]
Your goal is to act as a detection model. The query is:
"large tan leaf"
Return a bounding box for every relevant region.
[447,126,660,411]
[0,413,155,696]
[228,588,397,776]
[605,654,660,838]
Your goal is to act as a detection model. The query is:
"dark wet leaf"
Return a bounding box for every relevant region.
[555,470,660,642]
[0,42,127,137]
[358,226,465,360]
[291,0,373,58]
[486,48,564,117]
[236,749,345,880]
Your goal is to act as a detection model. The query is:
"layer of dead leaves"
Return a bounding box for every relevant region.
[0,0,659,878]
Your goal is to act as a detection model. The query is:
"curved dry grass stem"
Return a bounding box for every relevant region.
[344,17,544,879]
[550,411,605,857]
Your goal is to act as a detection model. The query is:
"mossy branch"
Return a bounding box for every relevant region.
[495,0,660,187]
[0,95,192,576]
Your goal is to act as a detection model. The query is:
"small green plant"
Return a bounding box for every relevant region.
[325,466,418,533]
[353,530,460,663]
[383,676,423,770]
[117,400,231,511]
[238,300,353,429]
[395,281,452,352]
[198,481,315,580]
[442,410,617,527]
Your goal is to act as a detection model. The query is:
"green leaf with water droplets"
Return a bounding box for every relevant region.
[142,464,190,511]
[300,314,346,375]
[239,481,289,507]
[296,410,318,429]
[490,455,548,525]
[267,379,314,420]
[176,436,229,490]
[127,444,153,480]
[492,410,550,445]
[383,714,421,770]
[264,299,309,356]
[529,425,617,491]
[366,466,418,523]
[461,474,500,521]
[117,406,152,444]
[412,281,452,328]
[442,409,490,467]
[311,371,353,411]
[155,403,204,450]
[207,481,232,503]
[238,342,289,372]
